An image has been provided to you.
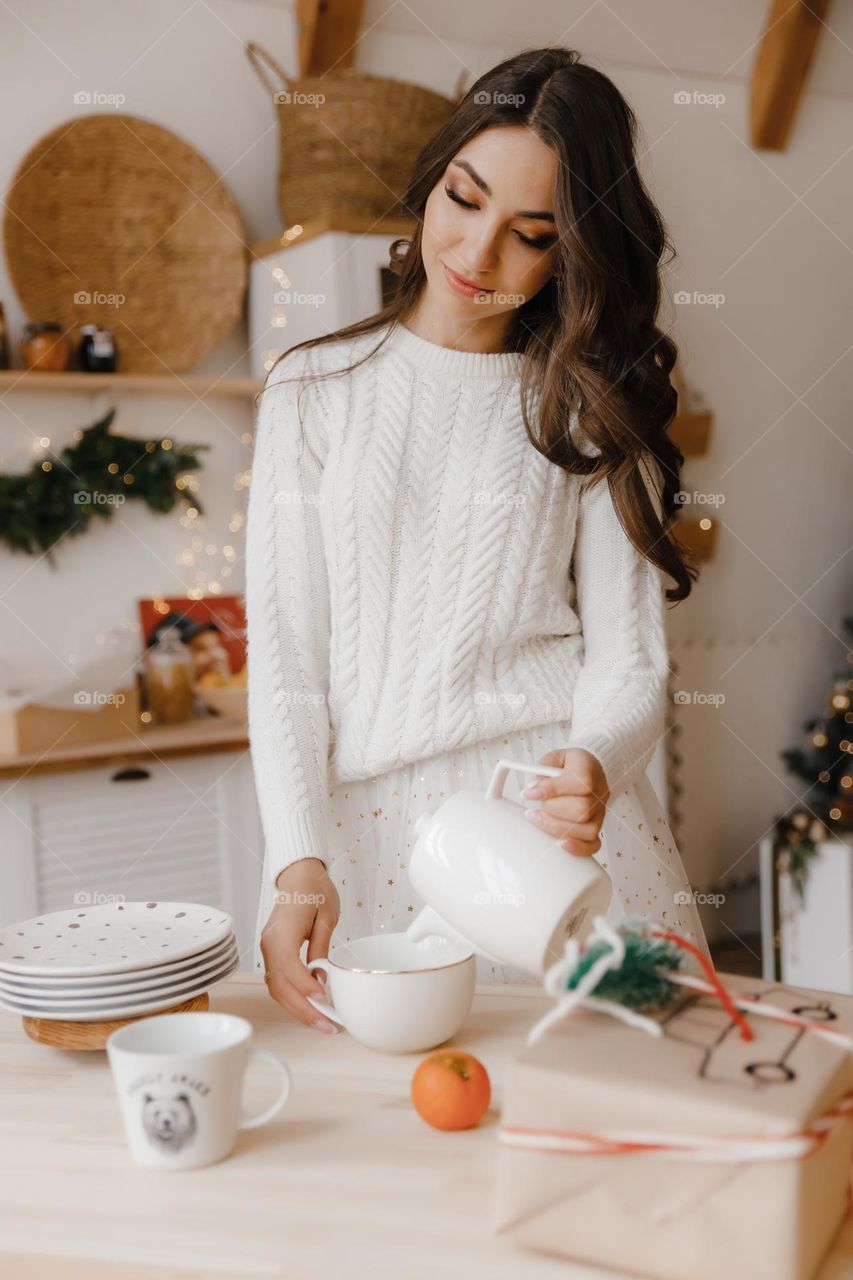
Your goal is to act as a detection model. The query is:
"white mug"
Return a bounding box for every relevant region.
[405,758,612,976]
[106,1011,291,1170]
[306,932,475,1053]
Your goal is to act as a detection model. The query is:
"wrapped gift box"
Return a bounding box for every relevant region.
[494,974,853,1280]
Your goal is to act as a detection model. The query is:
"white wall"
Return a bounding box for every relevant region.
[0,0,295,686]
[2,1,851,935]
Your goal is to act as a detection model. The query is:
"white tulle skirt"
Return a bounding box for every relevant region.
[253,716,711,983]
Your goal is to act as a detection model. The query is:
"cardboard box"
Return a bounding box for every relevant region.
[0,680,141,757]
[494,974,853,1280]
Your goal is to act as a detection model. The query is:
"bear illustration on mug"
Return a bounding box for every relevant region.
[141,1091,198,1153]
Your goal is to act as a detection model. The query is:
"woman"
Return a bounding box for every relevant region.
[246,46,711,1033]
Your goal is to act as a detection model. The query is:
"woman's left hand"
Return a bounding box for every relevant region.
[521,748,610,856]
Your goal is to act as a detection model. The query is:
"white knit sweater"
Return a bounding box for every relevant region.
[245,320,670,889]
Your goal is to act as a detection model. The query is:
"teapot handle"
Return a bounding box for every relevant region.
[485,758,563,801]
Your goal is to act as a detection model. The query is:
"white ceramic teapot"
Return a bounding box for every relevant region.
[404,758,612,976]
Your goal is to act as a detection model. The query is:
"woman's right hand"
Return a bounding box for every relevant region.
[260,857,341,1033]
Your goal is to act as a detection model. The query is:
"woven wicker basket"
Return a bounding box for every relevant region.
[3,115,247,373]
[246,43,460,226]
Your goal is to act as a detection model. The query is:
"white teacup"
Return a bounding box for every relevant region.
[306,932,475,1053]
[106,1012,291,1170]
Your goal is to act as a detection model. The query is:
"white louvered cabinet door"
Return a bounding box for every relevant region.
[4,751,264,971]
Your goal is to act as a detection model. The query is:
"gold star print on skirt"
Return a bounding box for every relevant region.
[253,717,711,984]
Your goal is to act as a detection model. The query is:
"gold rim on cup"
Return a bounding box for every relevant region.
[325,950,474,976]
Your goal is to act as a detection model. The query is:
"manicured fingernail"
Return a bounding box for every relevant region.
[525,808,543,825]
[311,1018,339,1034]
[523,785,543,798]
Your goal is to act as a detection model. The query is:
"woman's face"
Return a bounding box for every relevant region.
[421,125,560,322]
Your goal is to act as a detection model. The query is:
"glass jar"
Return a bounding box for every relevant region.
[144,627,194,725]
[78,324,117,373]
[20,322,70,372]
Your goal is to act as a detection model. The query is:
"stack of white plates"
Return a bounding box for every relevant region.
[0,901,239,1021]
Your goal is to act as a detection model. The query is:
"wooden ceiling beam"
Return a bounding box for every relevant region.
[750,0,831,150]
[297,0,366,76]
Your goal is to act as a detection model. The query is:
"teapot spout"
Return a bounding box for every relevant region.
[405,905,473,954]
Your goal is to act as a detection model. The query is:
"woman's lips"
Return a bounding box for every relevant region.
[441,261,494,298]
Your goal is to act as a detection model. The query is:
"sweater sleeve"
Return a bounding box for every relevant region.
[562,452,671,797]
[244,347,333,889]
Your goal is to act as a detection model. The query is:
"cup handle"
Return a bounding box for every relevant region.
[305,958,347,1028]
[485,758,563,801]
[239,1050,291,1130]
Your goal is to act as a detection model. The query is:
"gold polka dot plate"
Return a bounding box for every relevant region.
[0,902,233,978]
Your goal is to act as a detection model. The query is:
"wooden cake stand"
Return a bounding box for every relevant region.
[21,991,210,1050]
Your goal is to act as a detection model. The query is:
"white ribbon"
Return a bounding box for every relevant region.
[527,914,665,1044]
[498,1096,853,1163]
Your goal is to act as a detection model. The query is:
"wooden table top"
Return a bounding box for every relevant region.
[0,974,851,1280]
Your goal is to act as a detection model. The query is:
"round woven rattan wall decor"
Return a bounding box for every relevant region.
[3,114,247,373]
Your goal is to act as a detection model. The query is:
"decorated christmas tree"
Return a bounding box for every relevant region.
[774,614,853,901]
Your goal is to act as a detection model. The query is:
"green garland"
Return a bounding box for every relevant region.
[0,409,208,561]
[773,816,824,906]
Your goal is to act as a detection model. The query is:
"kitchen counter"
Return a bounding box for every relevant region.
[0,974,851,1280]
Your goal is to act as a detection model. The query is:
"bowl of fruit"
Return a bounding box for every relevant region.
[196,665,247,722]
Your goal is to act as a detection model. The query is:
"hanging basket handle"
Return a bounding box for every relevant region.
[453,68,472,102]
[246,41,290,100]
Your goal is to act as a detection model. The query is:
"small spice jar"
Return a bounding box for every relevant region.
[20,322,70,371]
[78,324,118,373]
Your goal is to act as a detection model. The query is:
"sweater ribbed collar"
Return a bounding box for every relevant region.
[383,320,523,380]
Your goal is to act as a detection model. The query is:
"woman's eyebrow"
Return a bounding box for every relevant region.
[450,159,555,222]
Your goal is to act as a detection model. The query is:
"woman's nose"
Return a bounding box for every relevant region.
[462,231,500,274]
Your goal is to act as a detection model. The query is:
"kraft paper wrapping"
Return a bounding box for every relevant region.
[493,975,853,1280]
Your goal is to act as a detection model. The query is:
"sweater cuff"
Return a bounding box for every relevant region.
[561,728,653,799]
[265,806,329,890]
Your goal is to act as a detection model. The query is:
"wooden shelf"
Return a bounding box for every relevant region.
[670,410,713,457]
[0,714,248,779]
[0,370,262,397]
[673,517,718,563]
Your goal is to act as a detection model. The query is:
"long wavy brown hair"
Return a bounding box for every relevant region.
[256,46,698,603]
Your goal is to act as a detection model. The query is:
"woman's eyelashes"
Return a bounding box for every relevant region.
[445,184,477,210]
[443,185,556,250]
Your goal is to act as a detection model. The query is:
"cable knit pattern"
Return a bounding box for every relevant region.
[245,320,671,889]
